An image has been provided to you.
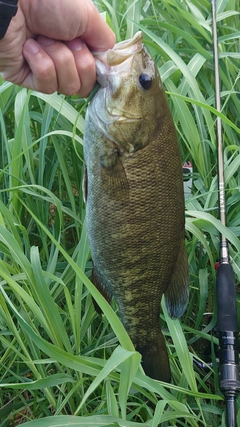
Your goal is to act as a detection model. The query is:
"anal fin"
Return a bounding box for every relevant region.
[164,239,189,319]
[91,267,112,314]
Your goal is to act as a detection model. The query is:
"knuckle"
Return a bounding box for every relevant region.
[32,60,57,93]
[79,56,95,74]
[77,82,95,98]
[55,50,74,68]
[41,84,57,94]
[62,82,81,96]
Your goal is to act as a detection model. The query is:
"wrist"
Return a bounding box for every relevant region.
[0,0,18,40]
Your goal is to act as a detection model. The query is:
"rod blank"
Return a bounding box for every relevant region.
[211,1,240,426]
[211,0,229,264]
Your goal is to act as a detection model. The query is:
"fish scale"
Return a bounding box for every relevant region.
[84,31,189,382]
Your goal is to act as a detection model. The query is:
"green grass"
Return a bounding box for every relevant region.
[0,0,240,426]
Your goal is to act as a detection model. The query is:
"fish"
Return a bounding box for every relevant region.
[83,31,189,382]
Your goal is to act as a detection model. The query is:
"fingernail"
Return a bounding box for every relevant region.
[67,38,84,51]
[24,39,40,54]
[38,36,55,46]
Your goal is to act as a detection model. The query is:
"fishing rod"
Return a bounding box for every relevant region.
[211,1,240,426]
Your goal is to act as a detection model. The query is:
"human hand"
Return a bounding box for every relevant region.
[0,0,115,97]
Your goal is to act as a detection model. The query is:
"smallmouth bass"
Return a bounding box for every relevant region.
[83,31,189,382]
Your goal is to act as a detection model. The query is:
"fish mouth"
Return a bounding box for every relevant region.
[93,31,142,65]
[110,31,142,51]
[93,31,143,87]
[105,31,143,66]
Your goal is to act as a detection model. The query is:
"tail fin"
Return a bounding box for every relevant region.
[137,330,171,382]
[164,239,189,319]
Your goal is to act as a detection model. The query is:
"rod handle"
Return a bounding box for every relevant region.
[216,263,238,332]
[225,394,237,427]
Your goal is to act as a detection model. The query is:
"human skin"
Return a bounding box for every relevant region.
[0,0,115,97]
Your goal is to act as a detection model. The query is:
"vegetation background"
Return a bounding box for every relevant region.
[0,0,239,426]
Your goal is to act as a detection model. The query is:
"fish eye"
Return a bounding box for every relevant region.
[139,73,152,90]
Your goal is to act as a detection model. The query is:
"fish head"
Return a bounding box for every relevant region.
[92,31,166,154]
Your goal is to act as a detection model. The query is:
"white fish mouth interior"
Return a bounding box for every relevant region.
[111,31,142,51]
[93,31,143,67]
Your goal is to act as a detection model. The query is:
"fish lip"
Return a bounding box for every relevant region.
[111,31,142,51]
[107,31,143,61]
[92,31,143,60]
[92,31,143,86]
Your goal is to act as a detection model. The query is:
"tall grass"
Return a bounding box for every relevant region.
[0,0,240,426]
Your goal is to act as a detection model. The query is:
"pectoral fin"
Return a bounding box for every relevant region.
[101,152,129,200]
[164,239,189,319]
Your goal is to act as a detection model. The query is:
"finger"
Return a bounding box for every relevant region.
[79,0,116,51]
[37,36,81,96]
[65,38,96,98]
[21,0,116,52]
[22,38,58,93]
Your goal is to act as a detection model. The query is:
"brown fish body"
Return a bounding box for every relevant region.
[84,32,189,382]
